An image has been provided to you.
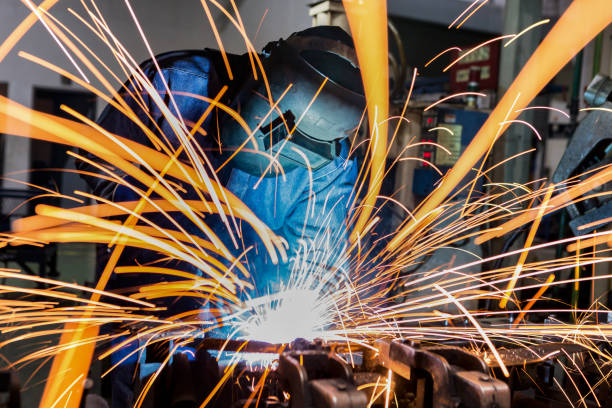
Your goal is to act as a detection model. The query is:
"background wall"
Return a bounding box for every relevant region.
[217,0,312,53]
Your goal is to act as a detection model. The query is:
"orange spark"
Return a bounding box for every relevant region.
[343,0,389,243]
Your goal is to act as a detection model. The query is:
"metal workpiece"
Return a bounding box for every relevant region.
[374,340,510,408]
[421,345,488,373]
[488,342,586,367]
[137,331,337,355]
[133,336,587,407]
[452,371,510,408]
[198,337,282,353]
[138,332,283,362]
[310,379,367,408]
[278,350,367,408]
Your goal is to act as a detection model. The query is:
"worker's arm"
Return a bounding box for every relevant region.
[76,51,214,202]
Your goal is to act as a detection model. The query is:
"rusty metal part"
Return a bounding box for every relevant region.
[453,371,510,408]
[278,350,367,408]
[487,342,586,367]
[375,340,510,408]
[137,333,585,408]
[424,345,488,372]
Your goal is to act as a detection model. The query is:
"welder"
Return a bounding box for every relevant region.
[76,26,365,407]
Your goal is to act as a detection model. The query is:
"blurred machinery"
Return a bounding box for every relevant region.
[412,107,489,201]
[123,335,605,408]
[0,370,20,408]
[551,74,612,236]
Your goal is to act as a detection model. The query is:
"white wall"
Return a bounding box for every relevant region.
[0,1,228,95]
[388,0,504,33]
[217,0,312,53]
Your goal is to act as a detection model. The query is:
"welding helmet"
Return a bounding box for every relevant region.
[219,26,366,176]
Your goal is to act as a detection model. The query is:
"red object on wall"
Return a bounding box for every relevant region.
[449,41,500,92]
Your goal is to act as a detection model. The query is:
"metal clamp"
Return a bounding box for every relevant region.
[375,340,510,408]
[278,350,367,408]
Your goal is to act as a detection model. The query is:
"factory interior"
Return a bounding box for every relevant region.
[0,0,611,407]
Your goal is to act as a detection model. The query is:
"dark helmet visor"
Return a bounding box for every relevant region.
[220,35,366,176]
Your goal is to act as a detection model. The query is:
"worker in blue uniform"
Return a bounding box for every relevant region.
[77,25,365,407]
